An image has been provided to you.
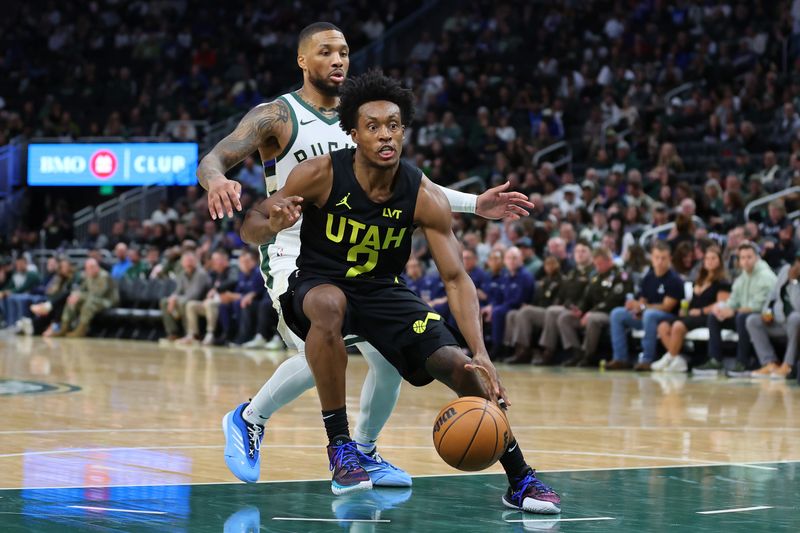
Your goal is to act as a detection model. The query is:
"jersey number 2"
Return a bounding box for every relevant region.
[345,243,378,278]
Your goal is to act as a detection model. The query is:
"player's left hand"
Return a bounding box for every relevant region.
[475,181,534,220]
[465,353,510,408]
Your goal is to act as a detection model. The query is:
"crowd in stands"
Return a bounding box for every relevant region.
[2,1,800,381]
[0,0,413,146]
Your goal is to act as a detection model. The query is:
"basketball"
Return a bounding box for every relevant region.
[432,396,510,471]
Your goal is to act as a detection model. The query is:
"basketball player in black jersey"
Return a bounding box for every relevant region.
[240,71,560,513]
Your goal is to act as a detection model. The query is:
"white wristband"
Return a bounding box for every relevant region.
[436,184,477,214]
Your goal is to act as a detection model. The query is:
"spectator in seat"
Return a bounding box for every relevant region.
[759,200,788,240]
[478,248,505,310]
[0,256,41,329]
[125,247,150,279]
[462,248,489,300]
[402,257,425,295]
[110,242,132,279]
[763,222,797,270]
[654,246,731,373]
[241,292,283,350]
[218,249,265,345]
[503,256,562,365]
[671,241,696,281]
[559,246,633,367]
[537,240,594,365]
[745,252,800,379]
[54,258,118,338]
[607,240,683,371]
[150,200,179,226]
[179,249,238,345]
[34,258,77,337]
[81,222,109,250]
[481,247,534,360]
[516,237,542,278]
[696,241,777,375]
[159,252,211,341]
[236,155,265,194]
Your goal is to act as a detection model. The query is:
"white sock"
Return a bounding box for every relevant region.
[243,352,315,426]
[353,341,402,454]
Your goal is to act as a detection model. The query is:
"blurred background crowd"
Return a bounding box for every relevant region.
[2,0,800,379]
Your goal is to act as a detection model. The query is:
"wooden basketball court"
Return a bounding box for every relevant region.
[0,336,797,531]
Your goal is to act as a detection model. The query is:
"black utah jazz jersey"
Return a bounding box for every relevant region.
[297,148,421,280]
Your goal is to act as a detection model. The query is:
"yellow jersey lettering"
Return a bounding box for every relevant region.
[347,219,366,243]
[382,227,406,249]
[346,243,379,278]
[325,213,346,243]
[382,207,402,219]
[362,225,381,249]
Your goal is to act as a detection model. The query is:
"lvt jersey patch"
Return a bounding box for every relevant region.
[0,379,81,396]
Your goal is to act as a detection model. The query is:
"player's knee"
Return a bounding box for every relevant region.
[425,346,465,381]
[303,285,346,330]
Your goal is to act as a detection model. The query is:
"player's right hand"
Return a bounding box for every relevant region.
[267,196,304,232]
[465,353,511,408]
[207,175,243,220]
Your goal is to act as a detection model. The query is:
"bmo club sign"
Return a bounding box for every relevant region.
[27,143,198,186]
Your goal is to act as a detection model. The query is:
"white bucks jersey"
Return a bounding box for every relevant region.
[259,91,354,287]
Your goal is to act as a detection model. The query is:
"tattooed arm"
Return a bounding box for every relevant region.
[197,99,290,220]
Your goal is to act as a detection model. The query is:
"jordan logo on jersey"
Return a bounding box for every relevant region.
[335,193,352,210]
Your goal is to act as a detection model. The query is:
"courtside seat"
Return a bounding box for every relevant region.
[95,278,176,339]
[631,327,738,342]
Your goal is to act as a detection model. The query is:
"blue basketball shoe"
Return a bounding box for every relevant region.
[222,402,264,483]
[357,448,412,487]
[502,469,561,514]
[328,439,373,495]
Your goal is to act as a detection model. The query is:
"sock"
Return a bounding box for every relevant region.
[322,406,350,445]
[353,342,403,454]
[499,439,529,485]
[243,352,315,426]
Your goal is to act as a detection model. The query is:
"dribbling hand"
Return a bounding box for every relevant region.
[465,354,511,408]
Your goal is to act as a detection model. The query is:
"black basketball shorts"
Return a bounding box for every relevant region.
[279,269,458,386]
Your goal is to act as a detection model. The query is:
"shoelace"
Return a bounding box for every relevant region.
[362,451,400,471]
[512,471,552,502]
[329,441,367,472]
[247,424,263,457]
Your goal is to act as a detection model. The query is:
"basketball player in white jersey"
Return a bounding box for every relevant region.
[197,22,533,488]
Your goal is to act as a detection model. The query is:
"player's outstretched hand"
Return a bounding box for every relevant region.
[475,181,534,220]
[267,196,304,232]
[465,353,511,408]
[208,175,243,220]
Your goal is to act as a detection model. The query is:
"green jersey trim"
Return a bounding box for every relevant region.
[258,240,276,290]
[275,95,299,163]
[290,91,340,125]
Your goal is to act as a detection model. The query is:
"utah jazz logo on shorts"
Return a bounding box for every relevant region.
[412,312,441,334]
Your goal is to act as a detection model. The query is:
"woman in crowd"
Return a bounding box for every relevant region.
[653,246,731,372]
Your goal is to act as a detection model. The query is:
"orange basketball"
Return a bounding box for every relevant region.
[432,396,510,471]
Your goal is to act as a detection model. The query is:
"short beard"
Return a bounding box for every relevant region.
[309,74,340,97]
